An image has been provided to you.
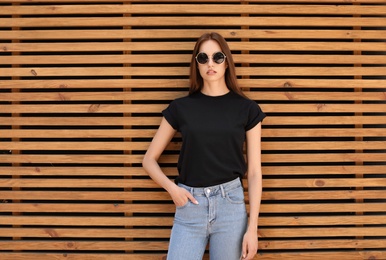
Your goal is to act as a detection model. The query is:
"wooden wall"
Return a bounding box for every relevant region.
[1,0,385,259]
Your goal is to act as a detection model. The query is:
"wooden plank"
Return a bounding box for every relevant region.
[0,116,160,126]
[0,228,168,238]
[0,241,169,251]
[1,79,384,89]
[0,141,152,151]
[265,116,386,125]
[261,190,386,200]
[263,165,386,176]
[1,216,386,227]
[264,128,386,138]
[1,177,385,188]
[0,254,161,260]
[0,191,172,201]
[2,141,386,151]
[0,153,385,164]
[260,239,386,250]
[2,54,385,65]
[2,29,384,40]
[0,216,175,227]
[2,41,385,52]
[2,91,386,102]
[2,4,386,16]
[261,203,386,213]
[1,66,385,77]
[1,202,385,214]
[259,227,386,238]
[0,128,385,139]
[1,189,385,201]
[20,237,386,254]
[255,252,386,260]
[0,238,384,251]
[263,178,386,188]
[0,203,175,213]
[1,165,385,177]
[2,17,385,28]
[0,166,172,176]
[0,116,384,126]
[2,103,386,114]
[0,117,160,126]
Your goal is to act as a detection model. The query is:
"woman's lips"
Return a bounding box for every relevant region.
[207,69,216,75]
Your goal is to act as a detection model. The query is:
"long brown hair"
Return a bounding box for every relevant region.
[189,32,246,98]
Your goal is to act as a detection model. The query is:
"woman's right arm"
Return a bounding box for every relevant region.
[142,117,198,206]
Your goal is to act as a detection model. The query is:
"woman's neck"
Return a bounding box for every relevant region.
[201,81,229,97]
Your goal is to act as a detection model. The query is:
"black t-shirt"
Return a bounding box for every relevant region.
[162,91,266,187]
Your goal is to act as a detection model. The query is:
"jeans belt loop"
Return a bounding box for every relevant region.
[220,184,226,198]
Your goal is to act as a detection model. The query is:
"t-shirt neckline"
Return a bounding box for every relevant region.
[198,90,232,98]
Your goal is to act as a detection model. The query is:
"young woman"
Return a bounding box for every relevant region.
[142,32,265,260]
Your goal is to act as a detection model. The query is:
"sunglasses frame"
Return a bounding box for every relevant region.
[195,51,227,65]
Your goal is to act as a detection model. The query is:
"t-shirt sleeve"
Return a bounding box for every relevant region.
[245,101,266,131]
[162,100,179,130]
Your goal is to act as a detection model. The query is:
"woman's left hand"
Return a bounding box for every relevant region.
[242,227,258,260]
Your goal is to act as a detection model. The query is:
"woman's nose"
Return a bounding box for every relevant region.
[207,57,214,66]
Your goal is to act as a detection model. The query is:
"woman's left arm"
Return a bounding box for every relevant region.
[242,122,263,260]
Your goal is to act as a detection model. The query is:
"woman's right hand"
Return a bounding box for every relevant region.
[169,185,199,207]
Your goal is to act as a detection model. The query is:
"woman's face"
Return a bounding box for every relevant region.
[196,40,227,85]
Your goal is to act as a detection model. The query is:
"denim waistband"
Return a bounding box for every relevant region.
[178,178,242,197]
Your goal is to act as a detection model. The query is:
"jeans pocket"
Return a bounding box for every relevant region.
[226,186,245,204]
[176,200,189,209]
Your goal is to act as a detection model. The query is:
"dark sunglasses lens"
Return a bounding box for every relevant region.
[196,53,208,64]
[213,52,225,64]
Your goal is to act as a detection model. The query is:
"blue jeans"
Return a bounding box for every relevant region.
[167,178,248,260]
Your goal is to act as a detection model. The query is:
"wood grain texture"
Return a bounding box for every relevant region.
[1,0,385,259]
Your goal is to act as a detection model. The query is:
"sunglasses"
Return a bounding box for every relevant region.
[195,51,227,65]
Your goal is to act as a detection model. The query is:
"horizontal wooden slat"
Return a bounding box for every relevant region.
[2,41,385,52]
[0,241,169,251]
[22,237,386,256]
[1,141,386,151]
[2,17,385,28]
[2,104,386,114]
[2,190,386,201]
[0,238,382,251]
[1,177,385,188]
[2,54,385,65]
[0,254,162,260]
[1,202,385,214]
[1,128,384,138]
[0,117,159,126]
[1,165,385,177]
[2,91,386,102]
[2,4,386,15]
[0,238,382,250]
[259,227,386,238]
[0,116,385,126]
[2,67,385,77]
[0,153,385,164]
[1,29,385,40]
[1,79,384,89]
[1,216,386,227]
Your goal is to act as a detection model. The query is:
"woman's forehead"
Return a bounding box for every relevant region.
[199,40,222,53]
